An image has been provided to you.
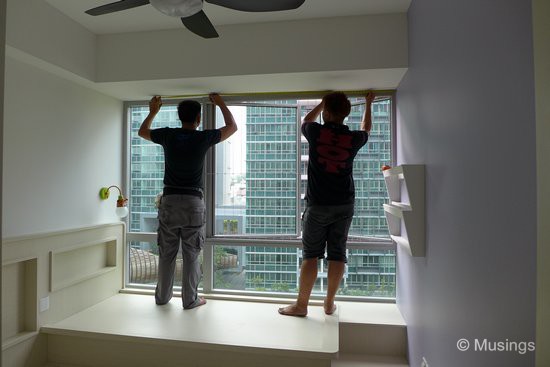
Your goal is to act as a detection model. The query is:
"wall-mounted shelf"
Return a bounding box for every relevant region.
[49,237,117,292]
[2,256,38,349]
[383,165,425,257]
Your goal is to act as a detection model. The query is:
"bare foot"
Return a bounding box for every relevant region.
[278,304,307,317]
[184,297,207,310]
[324,300,337,315]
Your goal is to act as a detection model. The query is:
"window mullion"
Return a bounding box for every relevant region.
[296,104,302,237]
[203,101,216,294]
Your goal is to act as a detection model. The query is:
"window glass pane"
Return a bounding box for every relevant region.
[128,104,202,233]
[214,245,299,292]
[213,245,395,298]
[129,241,203,289]
[127,95,396,300]
[342,249,396,297]
[349,99,392,238]
[214,104,298,236]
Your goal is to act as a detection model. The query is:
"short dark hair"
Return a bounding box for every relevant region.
[178,100,201,123]
[323,92,351,121]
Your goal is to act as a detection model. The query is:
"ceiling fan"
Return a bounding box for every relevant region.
[85,0,306,39]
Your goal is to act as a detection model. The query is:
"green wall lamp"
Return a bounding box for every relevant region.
[99,185,128,218]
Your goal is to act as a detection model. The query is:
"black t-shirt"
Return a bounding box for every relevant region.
[150,128,221,190]
[302,122,368,206]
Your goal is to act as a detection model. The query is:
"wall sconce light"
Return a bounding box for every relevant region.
[99,185,129,218]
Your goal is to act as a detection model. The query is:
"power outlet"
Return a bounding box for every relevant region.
[421,357,429,367]
[39,296,50,312]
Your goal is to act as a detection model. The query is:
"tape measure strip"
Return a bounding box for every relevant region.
[160,89,395,99]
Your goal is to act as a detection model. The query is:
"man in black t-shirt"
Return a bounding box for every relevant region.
[139,93,237,309]
[279,91,375,317]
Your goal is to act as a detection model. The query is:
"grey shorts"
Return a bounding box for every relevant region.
[301,203,354,262]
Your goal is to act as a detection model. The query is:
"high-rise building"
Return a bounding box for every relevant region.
[128,105,182,286]
[245,103,298,235]
[129,105,182,234]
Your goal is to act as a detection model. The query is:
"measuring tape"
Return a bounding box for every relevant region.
[160,89,395,99]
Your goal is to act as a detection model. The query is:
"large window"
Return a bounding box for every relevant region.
[214,102,298,236]
[126,93,396,299]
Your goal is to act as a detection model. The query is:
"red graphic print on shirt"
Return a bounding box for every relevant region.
[316,128,353,173]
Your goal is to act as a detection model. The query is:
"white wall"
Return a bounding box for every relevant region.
[96,14,408,83]
[2,56,123,238]
[396,0,537,366]
[6,0,96,80]
[534,0,550,365]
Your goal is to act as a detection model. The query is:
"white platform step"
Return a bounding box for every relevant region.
[42,294,339,367]
[337,302,407,357]
[332,354,409,367]
[44,355,410,367]
[41,294,408,367]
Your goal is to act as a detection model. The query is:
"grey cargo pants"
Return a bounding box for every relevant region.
[155,194,205,309]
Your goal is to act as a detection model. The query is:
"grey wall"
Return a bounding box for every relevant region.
[533,0,550,365]
[396,1,537,366]
[1,0,6,361]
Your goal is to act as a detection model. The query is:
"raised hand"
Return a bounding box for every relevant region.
[149,96,163,114]
[209,93,224,106]
[366,91,375,104]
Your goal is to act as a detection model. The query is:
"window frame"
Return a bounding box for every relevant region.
[123,91,397,302]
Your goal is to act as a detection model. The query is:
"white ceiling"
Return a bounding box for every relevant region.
[46,0,411,34]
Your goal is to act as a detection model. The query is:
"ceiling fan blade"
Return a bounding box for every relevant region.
[85,0,150,16]
[205,0,305,12]
[181,10,219,39]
